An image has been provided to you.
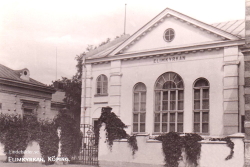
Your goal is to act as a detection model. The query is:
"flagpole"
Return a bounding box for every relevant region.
[124,4,127,35]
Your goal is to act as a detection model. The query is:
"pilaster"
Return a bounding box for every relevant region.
[81,63,93,125]
[109,60,122,116]
[223,46,239,135]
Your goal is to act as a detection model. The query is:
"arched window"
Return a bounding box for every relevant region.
[96,74,108,95]
[154,72,184,133]
[193,78,209,133]
[133,83,146,133]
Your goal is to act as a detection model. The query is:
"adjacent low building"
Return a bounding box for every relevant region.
[0,64,60,119]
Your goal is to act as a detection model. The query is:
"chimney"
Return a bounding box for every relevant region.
[246,0,250,44]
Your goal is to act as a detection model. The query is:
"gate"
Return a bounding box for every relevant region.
[72,124,98,165]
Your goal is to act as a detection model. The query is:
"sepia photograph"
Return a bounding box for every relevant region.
[0,0,247,166]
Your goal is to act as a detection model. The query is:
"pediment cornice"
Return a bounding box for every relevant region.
[107,8,240,56]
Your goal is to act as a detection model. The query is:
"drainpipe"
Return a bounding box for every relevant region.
[81,56,86,126]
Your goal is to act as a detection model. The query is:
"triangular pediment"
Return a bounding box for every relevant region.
[107,8,239,56]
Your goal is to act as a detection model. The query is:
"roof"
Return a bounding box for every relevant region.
[211,20,245,38]
[86,34,130,59]
[0,64,47,87]
[85,9,244,60]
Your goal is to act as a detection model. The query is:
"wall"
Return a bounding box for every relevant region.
[88,48,241,136]
[98,125,245,167]
[124,17,220,53]
[120,50,224,136]
[0,91,53,119]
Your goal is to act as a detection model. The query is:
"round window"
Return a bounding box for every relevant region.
[164,28,175,42]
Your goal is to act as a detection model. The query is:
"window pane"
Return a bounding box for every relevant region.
[155,113,160,122]
[133,114,138,123]
[170,91,176,100]
[194,123,200,132]
[162,123,168,132]
[141,92,146,102]
[140,102,146,111]
[202,100,209,109]
[135,83,146,91]
[163,81,176,89]
[163,91,168,100]
[154,123,160,132]
[140,113,146,122]
[97,88,101,94]
[195,79,208,87]
[177,123,183,132]
[155,92,161,111]
[102,75,107,81]
[97,82,101,88]
[178,82,184,88]
[140,123,145,132]
[178,101,183,110]
[194,89,200,99]
[103,81,108,88]
[203,89,209,99]
[194,112,200,122]
[134,103,139,111]
[134,93,139,102]
[97,76,102,82]
[134,93,139,111]
[202,112,209,123]
[174,75,181,84]
[162,101,168,111]
[170,113,175,122]
[162,113,168,122]
[103,87,107,94]
[170,101,176,110]
[133,123,138,132]
[24,108,33,115]
[194,100,200,110]
[178,90,184,100]
[202,123,209,133]
[177,113,183,122]
[170,123,175,132]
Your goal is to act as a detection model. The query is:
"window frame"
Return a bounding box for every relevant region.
[193,78,210,134]
[20,99,39,119]
[96,74,108,96]
[163,28,175,42]
[132,82,147,133]
[154,72,184,134]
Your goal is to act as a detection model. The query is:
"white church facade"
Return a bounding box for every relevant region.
[81,7,246,137]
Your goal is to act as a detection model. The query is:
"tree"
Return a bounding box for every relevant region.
[53,37,113,127]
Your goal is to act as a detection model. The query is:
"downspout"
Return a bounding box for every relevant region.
[81,56,86,126]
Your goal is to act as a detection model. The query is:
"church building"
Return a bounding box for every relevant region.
[81,7,246,137]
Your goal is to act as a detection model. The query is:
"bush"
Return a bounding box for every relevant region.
[38,120,59,165]
[55,111,82,160]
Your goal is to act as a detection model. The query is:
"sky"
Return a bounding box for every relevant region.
[0,0,245,85]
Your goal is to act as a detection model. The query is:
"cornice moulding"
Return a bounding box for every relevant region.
[86,40,244,64]
[0,78,55,94]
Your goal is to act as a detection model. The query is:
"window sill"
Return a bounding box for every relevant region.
[131,132,149,136]
[94,94,108,97]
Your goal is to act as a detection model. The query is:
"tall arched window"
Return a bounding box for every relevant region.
[193,78,209,133]
[96,74,108,95]
[154,72,184,133]
[133,83,146,133]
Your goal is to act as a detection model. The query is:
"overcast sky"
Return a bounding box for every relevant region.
[0,0,245,85]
